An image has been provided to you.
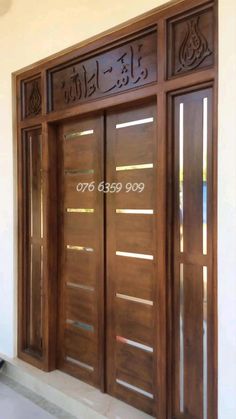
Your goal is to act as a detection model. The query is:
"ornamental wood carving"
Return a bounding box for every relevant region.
[16,2,217,418]
[48,30,157,112]
[177,16,212,72]
[22,77,42,119]
[168,8,214,77]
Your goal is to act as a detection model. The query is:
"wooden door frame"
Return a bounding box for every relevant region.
[13,0,218,417]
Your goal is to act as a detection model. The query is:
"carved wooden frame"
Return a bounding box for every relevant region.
[13,0,218,417]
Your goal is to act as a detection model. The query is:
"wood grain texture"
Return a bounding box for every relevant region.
[21,76,42,119]
[48,29,157,112]
[106,101,158,416]
[57,115,104,389]
[171,88,214,419]
[16,0,217,417]
[168,5,214,78]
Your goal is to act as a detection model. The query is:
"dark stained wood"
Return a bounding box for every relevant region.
[48,29,157,112]
[167,4,214,78]
[171,88,214,419]
[106,101,158,416]
[22,127,43,357]
[15,0,218,417]
[115,257,154,301]
[116,341,153,392]
[21,76,42,120]
[57,115,104,389]
[115,213,155,254]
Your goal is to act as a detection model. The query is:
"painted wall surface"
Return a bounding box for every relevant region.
[0,0,170,356]
[0,1,235,418]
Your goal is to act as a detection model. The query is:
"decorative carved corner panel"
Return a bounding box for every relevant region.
[168,7,214,78]
[47,29,157,112]
[21,77,42,119]
[16,1,217,417]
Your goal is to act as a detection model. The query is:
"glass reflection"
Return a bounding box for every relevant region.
[64,129,94,140]
[203,266,208,419]
[116,117,153,129]
[203,98,208,256]
[66,356,94,371]
[116,379,154,399]
[180,263,184,413]
[179,103,184,253]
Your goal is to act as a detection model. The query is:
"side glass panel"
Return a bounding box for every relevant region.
[23,127,43,357]
[173,89,213,419]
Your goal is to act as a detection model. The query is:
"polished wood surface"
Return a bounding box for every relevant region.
[23,127,43,357]
[106,102,158,415]
[48,29,157,112]
[16,0,218,417]
[57,116,104,389]
[171,88,214,419]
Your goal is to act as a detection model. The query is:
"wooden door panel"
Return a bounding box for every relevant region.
[65,286,95,326]
[115,298,154,347]
[116,341,153,393]
[29,243,43,353]
[172,88,213,419]
[183,264,203,419]
[64,173,96,208]
[65,329,97,367]
[182,97,206,256]
[64,212,96,249]
[115,169,155,209]
[64,136,96,170]
[65,251,96,287]
[115,257,154,301]
[114,382,154,416]
[115,126,154,166]
[115,213,155,254]
[58,114,104,389]
[23,128,43,357]
[106,101,158,416]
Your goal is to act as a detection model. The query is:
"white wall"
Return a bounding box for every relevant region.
[0,0,169,356]
[0,1,235,418]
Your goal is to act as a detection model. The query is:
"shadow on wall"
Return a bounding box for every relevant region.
[0,0,12,16]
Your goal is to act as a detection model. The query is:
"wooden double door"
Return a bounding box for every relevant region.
[56,86,214,418]
[57,100,159,415]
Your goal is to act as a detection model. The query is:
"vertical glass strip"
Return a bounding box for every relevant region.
[179,103,184,253]
[29,243,33,344]
[203,98,208,255]
[40,245,44,348]
[180,263,184,413]
[29,135,33,238]
[203,266,208,419]
[40,135,43,239]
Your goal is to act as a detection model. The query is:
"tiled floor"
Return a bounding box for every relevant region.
[0,375,76,419]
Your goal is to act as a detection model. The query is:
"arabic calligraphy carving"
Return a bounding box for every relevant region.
[61,44,149,105]
[27,80,42,116]
[49,31,157,111]
[177,16,212,73]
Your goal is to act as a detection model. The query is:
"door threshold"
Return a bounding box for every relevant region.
[0,354,152,419]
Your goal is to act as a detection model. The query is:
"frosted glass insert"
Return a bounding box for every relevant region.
[64,129,94,139]
[203,98,208,256]
[180,263,184,413]
[116,117,153,129]
[116,251,153,260]
[116,163,153,171]
[116,379,154,399]
[203,266,208,419]
[179,103,184,253]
